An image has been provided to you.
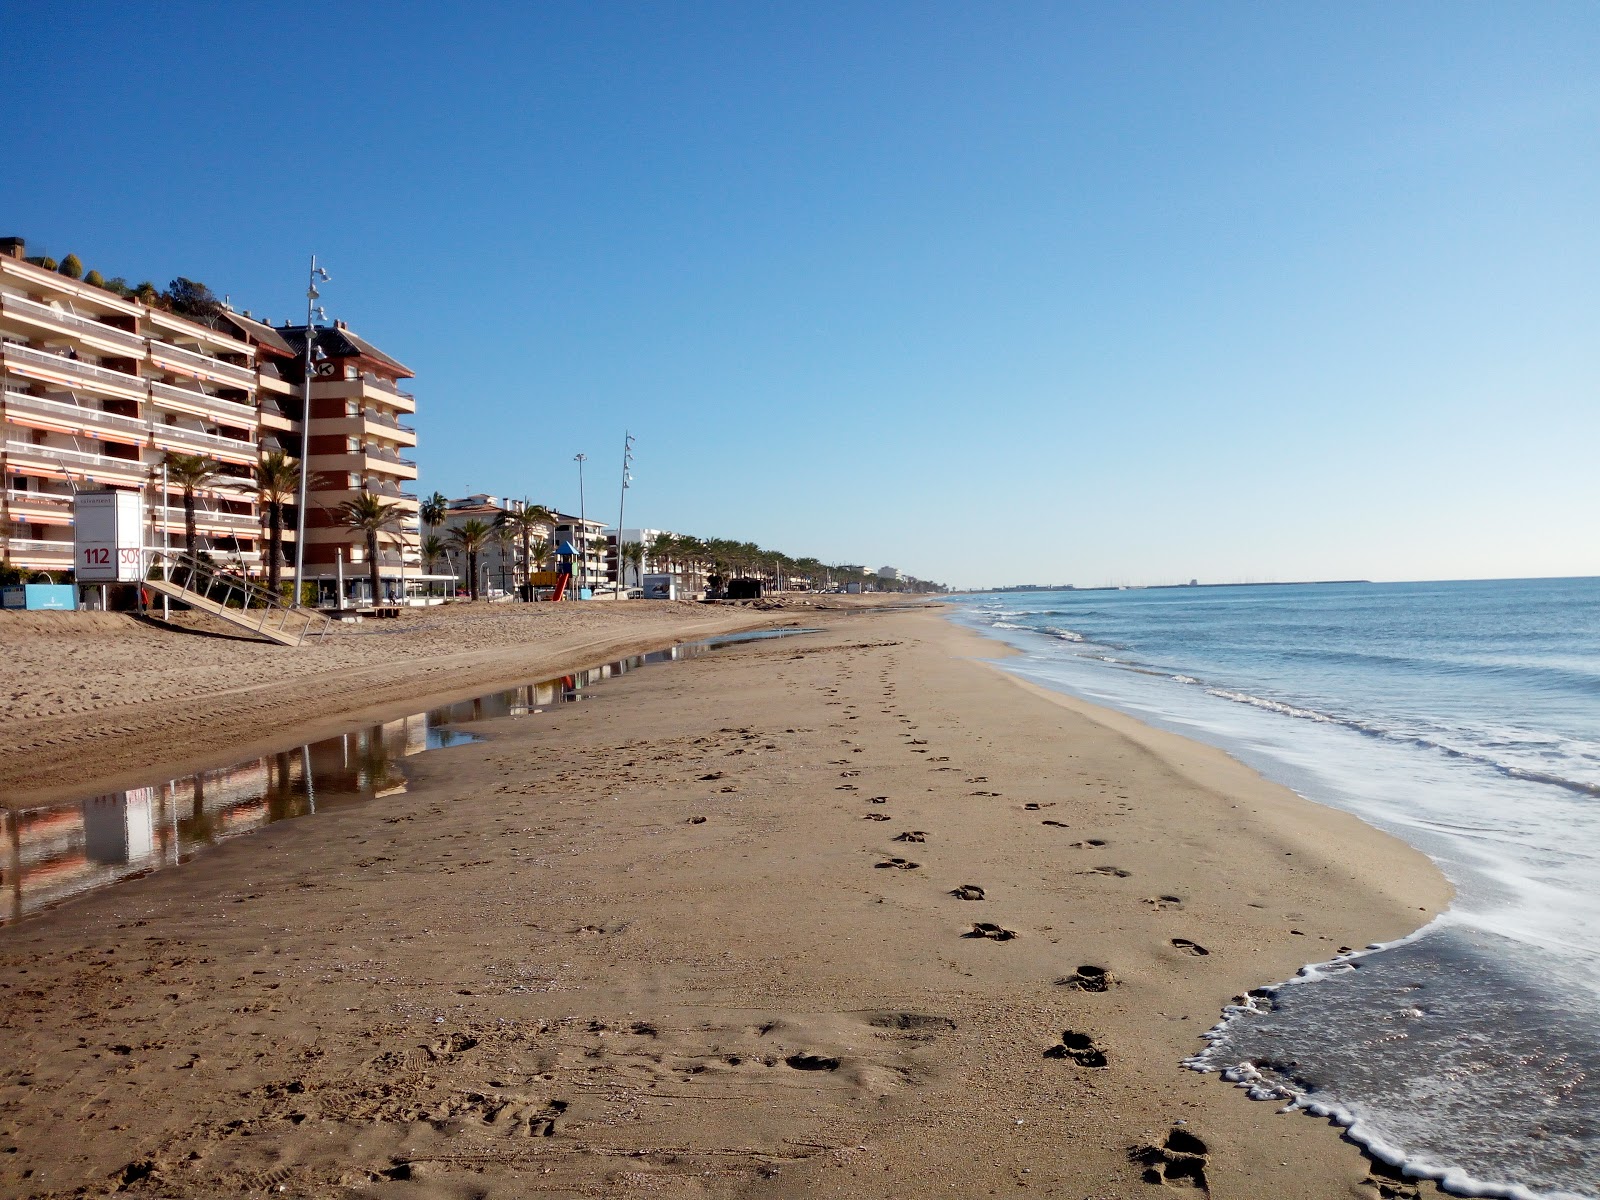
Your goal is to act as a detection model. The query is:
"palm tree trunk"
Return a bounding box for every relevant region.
[468,550,480,600]
[267,501,284,594]
[367,529,382,606]
[183,489,198,558]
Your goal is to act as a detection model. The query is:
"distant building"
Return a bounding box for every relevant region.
[877,565,900,581]
[603,527,665,589]
[550,513,607,593]
[437,495,555,595]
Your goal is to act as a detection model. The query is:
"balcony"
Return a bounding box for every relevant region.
[2,389,149,442]
[320,407,417,446]
[1,341,147,402]
[147,340,257,390]
[2,537,74,566]
[148,378,258,425]
[308,446,418,480]
[149,422,258,465]
[0,293,147,355]
[4,438,148,484]
[150,503,260,533]
[4,488,73,519]
[310,376,416,413]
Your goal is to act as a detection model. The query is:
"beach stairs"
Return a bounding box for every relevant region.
[143,551,334,647]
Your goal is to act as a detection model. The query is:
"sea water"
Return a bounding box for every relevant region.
[950,579,1599,1199]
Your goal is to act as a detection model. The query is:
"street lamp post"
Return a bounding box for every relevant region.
[573,452,587,598]
[291,255,330,607]
[615,431,635,591]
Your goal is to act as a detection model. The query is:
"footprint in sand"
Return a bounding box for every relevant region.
[1057,964,1118,992]
[1130,1127,1210,1190]
[1144,895,1185,911]
[1087,866,1131,878]
[1069,838,1107,849]
[1170,938,1210,956]
[969,790,1001,797]
[1024,802,1056,811]
[867,795,889,804]
[966,776,988,783]
[840,769,860,778]
[950,884,986,901]
[963,921,1017,941]
[784,1053,841,1071]
[1043,1030,1108,1067]
[836,784,859,791]
[687,816,708,824]
[862,813,891,822]
[875,857,920,870]
[1041,819,1069,827]
[892,830,928,843]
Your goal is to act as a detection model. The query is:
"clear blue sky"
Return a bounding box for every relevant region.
[10,1,1597,588]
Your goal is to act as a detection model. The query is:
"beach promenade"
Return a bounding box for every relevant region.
[0,602,1450,1197]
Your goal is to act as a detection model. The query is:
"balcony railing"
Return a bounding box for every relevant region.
[148,340,256,388]
[4,438,147,479]
[3,538,75,558]
[151,503,260,532]
[4,487,73,514]
[0,293,147,354]
[148,378,257,423]
[361,407,415,435]
[2,340,147,398]
[363,446,417,469]
[149,422,258,462]
[2,389,150,440]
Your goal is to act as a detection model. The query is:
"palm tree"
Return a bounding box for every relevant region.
[498,503,555,592]
[491,521,517,594]
[252,450,300,595]
[447,518,493,600]
[421,533,445,574]
[333,492,406,607]
[624,540,649,592]
[419,491,448,530]
[163,452,227,560]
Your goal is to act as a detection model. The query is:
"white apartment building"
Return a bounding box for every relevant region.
[1,241,263,577]
[603,527,666,589]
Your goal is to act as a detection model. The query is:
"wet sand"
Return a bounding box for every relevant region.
[0,604,1451,1198]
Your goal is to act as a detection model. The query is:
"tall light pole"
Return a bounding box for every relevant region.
[615,431,635,590]
[573,452,587,598]
[291,255,330,607]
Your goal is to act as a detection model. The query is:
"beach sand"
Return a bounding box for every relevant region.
[0,603,1451,1197]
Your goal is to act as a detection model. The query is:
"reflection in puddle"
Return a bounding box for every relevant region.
[1,627,816,925]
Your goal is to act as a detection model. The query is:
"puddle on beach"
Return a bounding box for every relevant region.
[1,627,817,926]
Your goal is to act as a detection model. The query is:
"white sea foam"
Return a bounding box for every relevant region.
[1041,626,1084,642]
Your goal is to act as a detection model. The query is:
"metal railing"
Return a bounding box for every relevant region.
[1,341,147,395]
[0,293,147,353]
[148,377,258,422]
[149,421,257,460]
[4,487,72,513]
[3,438,148,478]
[2,389,150,438]
[146,549,333,646]
[147,340,257,388]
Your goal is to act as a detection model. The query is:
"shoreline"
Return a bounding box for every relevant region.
[0,603,1451,1197]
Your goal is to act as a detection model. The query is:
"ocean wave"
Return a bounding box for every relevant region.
[1200,688,1600,798]
[1041,626,1084,642]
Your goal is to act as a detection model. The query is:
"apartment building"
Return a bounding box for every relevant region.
[275,320,423,605]
[437,495,556,596]
[603,527,665,589]
[550,513,608,593]
[1,240,262,577]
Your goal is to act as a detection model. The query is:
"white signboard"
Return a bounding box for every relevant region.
[74,490,144,582]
